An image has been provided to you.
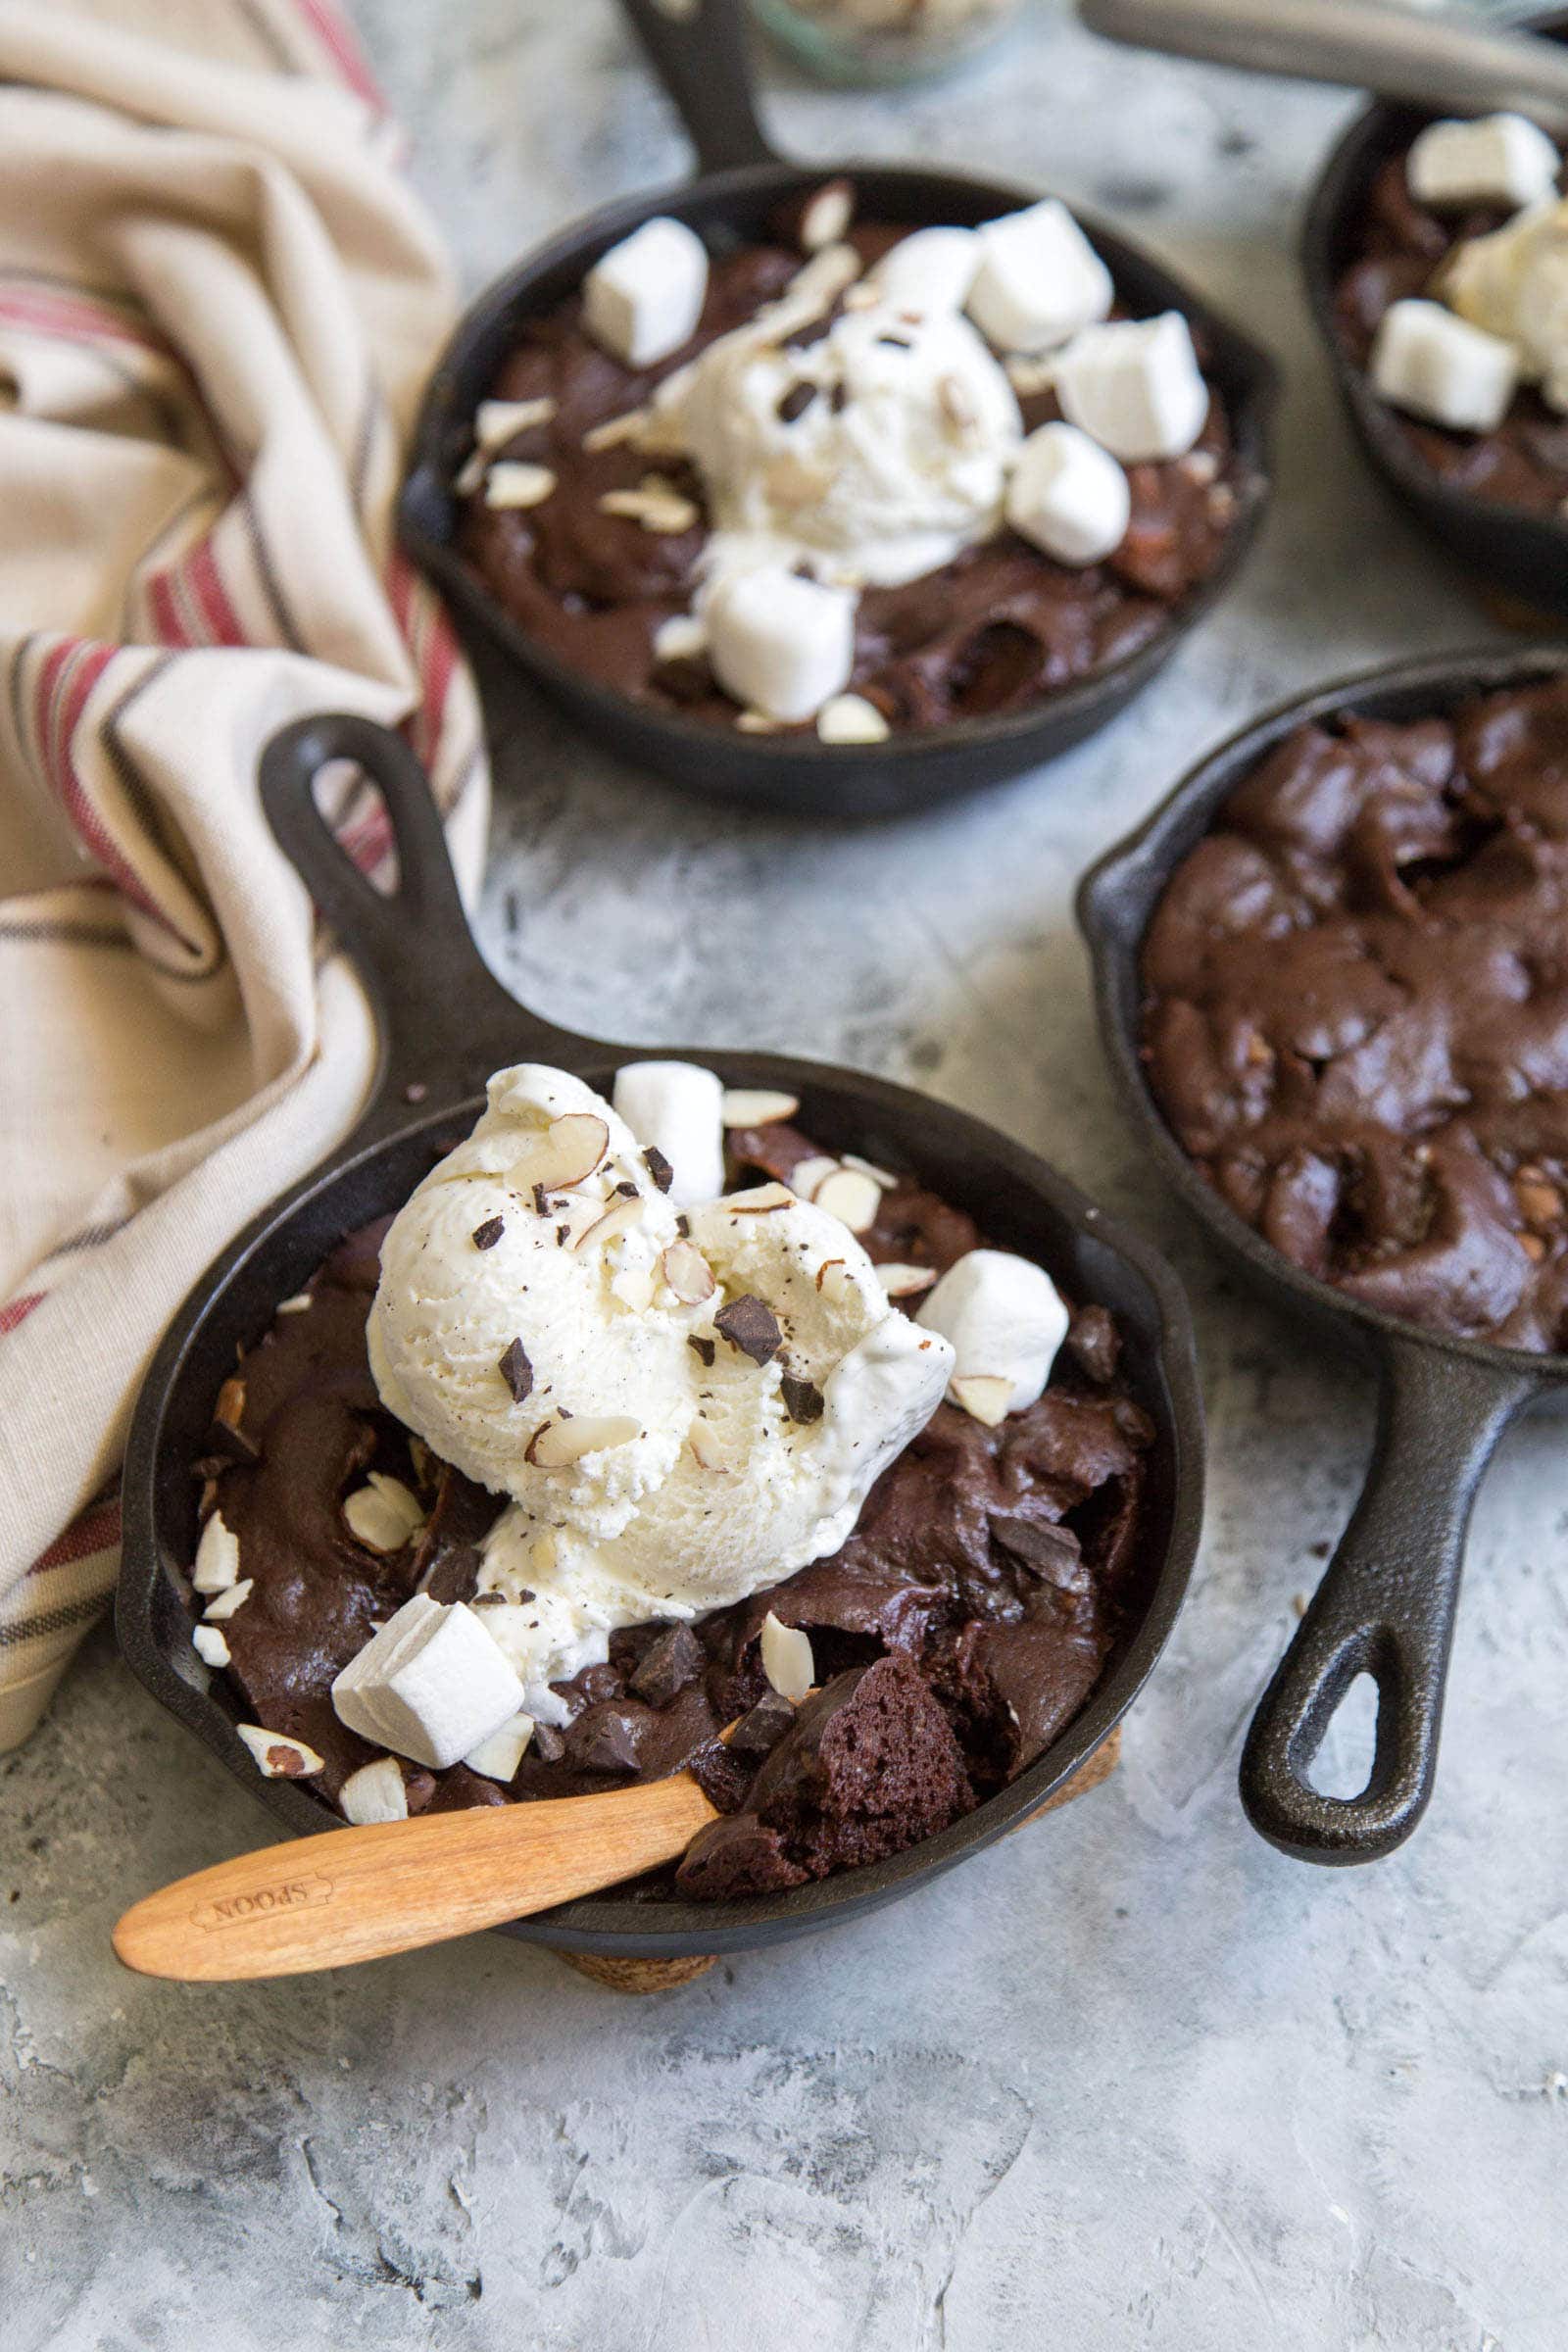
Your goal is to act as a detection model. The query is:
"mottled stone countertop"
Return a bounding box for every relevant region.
[5,4,1564,2346]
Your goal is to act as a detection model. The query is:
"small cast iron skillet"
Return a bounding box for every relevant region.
[1079,645,1568,1868]
[397,0,1278,823]
[1302,10,1568,621]
[115,712,1204,1963]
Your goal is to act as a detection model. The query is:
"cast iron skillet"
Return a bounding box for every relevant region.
[1078,645,1568,1868]
[397,0,1277,822]
[115,711,1204,1962]
[1302,10,1568,620]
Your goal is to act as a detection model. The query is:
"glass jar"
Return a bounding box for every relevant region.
[750,0,1029,86]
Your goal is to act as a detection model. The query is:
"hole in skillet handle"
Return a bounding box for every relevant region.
[258,714,587,1134]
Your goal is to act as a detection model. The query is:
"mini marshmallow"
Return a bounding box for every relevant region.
[612,1059,725,1207]
[1407,113,1560,213]
[915,1247,1069,1414]
[1005,421,1131,564]
[1055,314,1209,462]
[583,217,709,368]
[192,1511,240,1594]
[1369,298,1519,433]
[463,1710,535,1784]
[339,1755,409,1825]
[705,567,856,723]
[331,1593,526,1771]
[966,199,1113,355]
[869,225,981,317]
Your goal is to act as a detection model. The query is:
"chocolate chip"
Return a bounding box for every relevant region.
[713,1294,782,1364]
[498,1339,534,1403]
[776,381,817,423]
[471,1216,505,1251]
[628,1623,705,1706]
[876,333,912,350]
[644,1146,674,1193]
[567,1705,643,1775]
[991,1513,1088,1592]
[688,1335,716,1367]
[780,1371,824,1424]
[614,1180,639,1199]
[726,1689,796,1757]
[829,381,849,413]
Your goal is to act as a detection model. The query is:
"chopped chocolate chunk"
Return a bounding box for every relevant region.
[776,381,817,424]
[780,1370,825,1425]
[644,1145,674,1193]
[689,1737,753,1815]
[990,1513,1088,1592]
[614,1179,640,1199]
[498,1339,534,1403]
[713,1294,782,1364]
[628,1623,705,1706]
[471,1215,506,1251]
[688,1334,716,1368]
[530,1722,566,1764]
[532,1181,552,1216]
[726,1689,797,1757]
[1065,1302,1121,1384]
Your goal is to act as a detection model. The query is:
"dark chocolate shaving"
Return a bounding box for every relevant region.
[780,1371,825,1424]
[713,1294,782,1364]
[471,1215,505,1251]
[777,382,817,424]
[688,1335,716,1368]
[498,1339,534,1403]
[644,1146,674,1194]
[628,1623,705,1706]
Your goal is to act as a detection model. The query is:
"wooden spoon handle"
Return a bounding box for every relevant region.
[112,1772,716,1983]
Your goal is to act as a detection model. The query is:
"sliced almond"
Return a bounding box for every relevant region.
[843,1152,897,1188]
[526,1414,642,1468]
[573,1194,645,1253]
[725,1182,796,1213]
[275,1292,314,1315]
[784,242,860,310]
[236,1724,324,1779]
[653,612,707,664]
[736,710,783,734]
[525,1112,610,1196]
[791,1153,841,1200]
[817,695,890,747]
[876,1261,938,1299]
[339,1756,409,1825]
[192,1624,230,1668]
[688,1417,725,1472]
[721,1088,801,1128]
[800,178,856,253]
[612,1264,657,1312]
[662,1240,716,1303]
[1516,1177,1562,1226]
[760,1611,814,1703]
[454,447,488,496]
[583,406,651,453]
[950,1374,1013,1428]
[463,1711,535,1783]
[343,1474,425,1554]
[215,1374,247,1432]
[598,485,700,534]
[1178,447,1219,485]
[531,1531,559,1579]
[203,1578,253,1622]
[938,373,978,435]
[1004,354,1057,397]
[813,1167,882,1235]
[475,396,556,449]
[485,462,558,510]
[192,1511,241,1595]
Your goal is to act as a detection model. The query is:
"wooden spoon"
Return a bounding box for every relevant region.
[112,1769,718,1983]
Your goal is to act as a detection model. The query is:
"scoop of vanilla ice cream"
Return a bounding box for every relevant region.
[368,1065,693,1540]
[368,1070,956,1719]
[664,291,1022,589]
[1445,196,1568,411]
[476,1184,953,1708]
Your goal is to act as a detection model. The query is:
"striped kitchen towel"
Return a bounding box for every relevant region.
[0,0,488,1749]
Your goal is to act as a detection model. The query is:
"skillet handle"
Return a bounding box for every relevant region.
[260,713,588,1132]
[618,0,777,173]
[1239,1336,1532,1865]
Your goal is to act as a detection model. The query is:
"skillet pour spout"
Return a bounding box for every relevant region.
[1077,647,1568,1866]
[396,0,1277,819]
[115,712,1204,1960]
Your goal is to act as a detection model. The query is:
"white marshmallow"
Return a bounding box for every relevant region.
[966,199,1113,355]
[1407,114,1560,213]
[1055,313,1210,462]
[583,217,709,368]
[869,225,981,318]
[191,1624,230,1669]
[1369,298,1519,433]
[339,1755,409,1825]
[192,1511,240,1594]
[915,1247,1069,1414]
[612,1059,725,1208]
[331,1594,527,1772]
[706,567,856,723]
[463,1710,535,1784]
[1005,420,1130,564]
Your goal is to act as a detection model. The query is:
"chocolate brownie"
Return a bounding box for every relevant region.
[195,1125,1156,1894]
[1140,675,1568,1350]
[459,220,1247,738]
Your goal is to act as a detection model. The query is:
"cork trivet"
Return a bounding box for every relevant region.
[549,1725,1122,1991]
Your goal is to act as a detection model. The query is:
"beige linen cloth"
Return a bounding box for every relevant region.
[0,0,488,1748]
